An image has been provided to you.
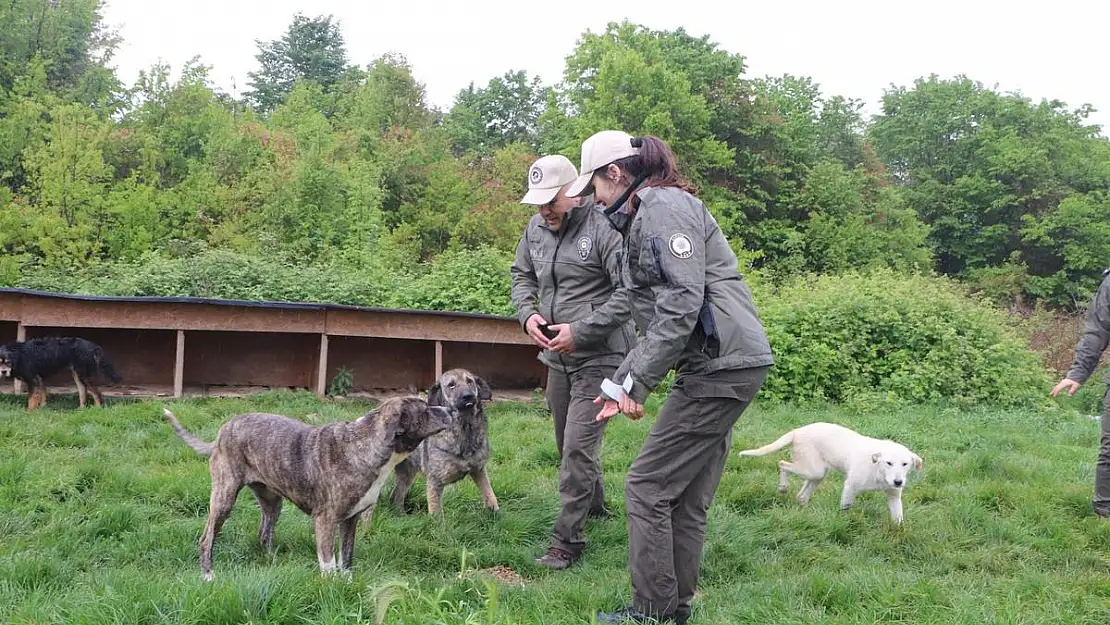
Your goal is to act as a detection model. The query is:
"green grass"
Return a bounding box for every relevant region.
[1,390,1108,624]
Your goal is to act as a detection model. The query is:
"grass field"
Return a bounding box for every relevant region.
[1,389,1109,624]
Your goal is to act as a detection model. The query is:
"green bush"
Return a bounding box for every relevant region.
[390,246,515,316]
[754,269,1053,408]
[15,249,404,309]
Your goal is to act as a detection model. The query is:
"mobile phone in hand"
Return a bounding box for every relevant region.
[539,323,558,340]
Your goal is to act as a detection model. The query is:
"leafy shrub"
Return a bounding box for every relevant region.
[14,245,518,318]
[390,246,515,316]
[15,249,405,309]
[328,367,355,397]
[754,269,1053,408]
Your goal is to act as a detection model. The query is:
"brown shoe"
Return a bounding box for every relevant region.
[535,547,577,570]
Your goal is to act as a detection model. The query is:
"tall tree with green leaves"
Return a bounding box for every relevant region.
[444,70,547,155]
[245,13,349,113]
[870,74,1110,306]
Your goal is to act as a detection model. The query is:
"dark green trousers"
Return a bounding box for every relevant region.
[625,366,769,618]
[546,366,611,555]
[1097,389,1110,517]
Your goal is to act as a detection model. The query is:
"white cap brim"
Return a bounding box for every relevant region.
[519,186,560,205]
[565,172,594,198]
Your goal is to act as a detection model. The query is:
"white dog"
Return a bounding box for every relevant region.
[737,422,923,524]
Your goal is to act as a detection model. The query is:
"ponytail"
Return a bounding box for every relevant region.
[613,135,697,195]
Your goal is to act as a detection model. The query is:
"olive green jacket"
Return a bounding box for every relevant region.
[509,200,636,373]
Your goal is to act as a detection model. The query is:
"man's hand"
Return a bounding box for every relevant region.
[524,314,552,349]
[547,323,575,354]
[1051,378,1081,397]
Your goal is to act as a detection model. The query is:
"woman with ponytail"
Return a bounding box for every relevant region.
[546,130,774,625]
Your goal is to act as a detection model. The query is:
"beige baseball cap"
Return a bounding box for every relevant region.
[520,155,579,205]
[566,130,641,198]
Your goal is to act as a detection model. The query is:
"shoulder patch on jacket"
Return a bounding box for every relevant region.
[668,233,694,259]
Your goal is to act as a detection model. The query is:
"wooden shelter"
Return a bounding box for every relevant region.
[0,288,545,399]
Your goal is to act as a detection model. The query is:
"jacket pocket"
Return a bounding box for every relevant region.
[697,298,721,360]
[632,237,667,286]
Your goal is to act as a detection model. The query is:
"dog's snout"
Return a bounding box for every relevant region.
[893,479,904,487]
[457,389,477,407]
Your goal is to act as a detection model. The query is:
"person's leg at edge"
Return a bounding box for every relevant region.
[540,367,613,569]
[1095,388,1110,518]
[546,367,571,460]
[601,391,729,621]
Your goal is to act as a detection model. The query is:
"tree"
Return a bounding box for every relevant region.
[0,0,121,97]
[20,101,112,267]
[245,13,349,113]
[444,70,547,155]
[869,74,1110,306]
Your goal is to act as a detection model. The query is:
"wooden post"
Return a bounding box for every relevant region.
[13,323,26,394]
[434,340,443,380]
[315,334,329,397]
[174,330,185,398]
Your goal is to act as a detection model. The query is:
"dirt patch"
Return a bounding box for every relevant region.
[475,565,526,586]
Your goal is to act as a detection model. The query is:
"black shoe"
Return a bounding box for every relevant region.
[596,606,687,624]
[535,546,577,570]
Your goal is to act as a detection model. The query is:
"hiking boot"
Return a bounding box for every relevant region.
[534,546,577,570]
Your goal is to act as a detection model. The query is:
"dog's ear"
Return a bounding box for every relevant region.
[474,376,492,401]
[871,451,882,464]
[427,382,444,407]
[912,453,923,472]
[371,398,406,439]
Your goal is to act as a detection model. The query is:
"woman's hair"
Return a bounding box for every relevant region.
[611,135,698,196]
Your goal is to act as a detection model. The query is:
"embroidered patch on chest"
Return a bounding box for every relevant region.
[668,233,693,259]
[576,236,593,260]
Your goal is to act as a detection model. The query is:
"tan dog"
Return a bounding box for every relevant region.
[385,368,498,516]
[164,396,454,581]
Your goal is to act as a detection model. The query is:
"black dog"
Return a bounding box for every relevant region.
[0,337,123,410]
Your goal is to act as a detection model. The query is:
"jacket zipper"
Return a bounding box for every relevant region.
[547,213,579,373]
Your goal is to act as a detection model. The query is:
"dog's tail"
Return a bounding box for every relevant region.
[737,430,795,457]
[92,347,123,383]
[98,358,123,384]
[163,408,215,457]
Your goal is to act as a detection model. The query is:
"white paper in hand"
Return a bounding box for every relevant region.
[600,373,633,401]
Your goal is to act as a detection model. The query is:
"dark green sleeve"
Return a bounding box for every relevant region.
[612,203,705,403]
[1066,274,1110,384]
[509,232,540,330]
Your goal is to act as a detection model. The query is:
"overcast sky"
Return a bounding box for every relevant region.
[99,0,1109,136]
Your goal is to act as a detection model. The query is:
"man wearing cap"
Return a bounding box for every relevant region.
[510,154,638,569]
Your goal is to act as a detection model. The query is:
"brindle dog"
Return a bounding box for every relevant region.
[164,396,454,581]
[384,368,499,516]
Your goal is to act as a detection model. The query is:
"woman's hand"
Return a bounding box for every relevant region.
[594,396,619,421]
[593,392,644,421]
